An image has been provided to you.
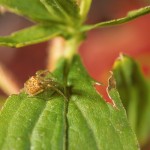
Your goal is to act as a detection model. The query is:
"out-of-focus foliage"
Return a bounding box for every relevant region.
[113,55,150,145]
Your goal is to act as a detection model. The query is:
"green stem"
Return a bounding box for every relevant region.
[62,36,83,150]
[64,36,82,61]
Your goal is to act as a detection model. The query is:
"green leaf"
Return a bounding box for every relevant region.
[0,0,51,23]
[0,96,6,110]
[0,24,61,48]
[0,55,139,150]
[113,54,150,145]
[82,6,150,31]
[67,56,139,150]
[40,0,81,26]
[79,0,92,22]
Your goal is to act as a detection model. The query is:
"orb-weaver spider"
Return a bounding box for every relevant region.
[24,70,66,99]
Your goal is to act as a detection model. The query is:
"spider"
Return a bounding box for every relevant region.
[24,70,65,98]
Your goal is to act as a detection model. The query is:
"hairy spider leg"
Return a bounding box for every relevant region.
[49,85,68,101]
[36,70,49,77]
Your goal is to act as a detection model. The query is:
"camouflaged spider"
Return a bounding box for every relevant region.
[24,70,65,98]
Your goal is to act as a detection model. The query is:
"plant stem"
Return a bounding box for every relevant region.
[0,6,7,14]
[47,23,83,150]
[47,35,83,71]
[64,36,82,61]
[47,37,66,71]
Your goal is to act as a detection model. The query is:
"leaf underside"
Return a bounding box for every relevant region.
[40,0,80,25]
[0,55,139,150]
[113,55,150,145]
[0,0,80,24]
[0,0,81,47]
[0,24,61,48]
[0,0,51,23]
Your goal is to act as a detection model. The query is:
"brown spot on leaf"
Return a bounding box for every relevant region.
[107,71,116,91]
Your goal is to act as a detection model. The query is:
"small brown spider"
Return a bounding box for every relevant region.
[24,70,64,97]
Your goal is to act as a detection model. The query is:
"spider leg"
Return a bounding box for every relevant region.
[36,70,49,76]
[36,70,63,87]
[37,70,55,79]
[43,77,64,89]
[50,86,68,101]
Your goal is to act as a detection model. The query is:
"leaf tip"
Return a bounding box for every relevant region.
[113,53,128,69]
